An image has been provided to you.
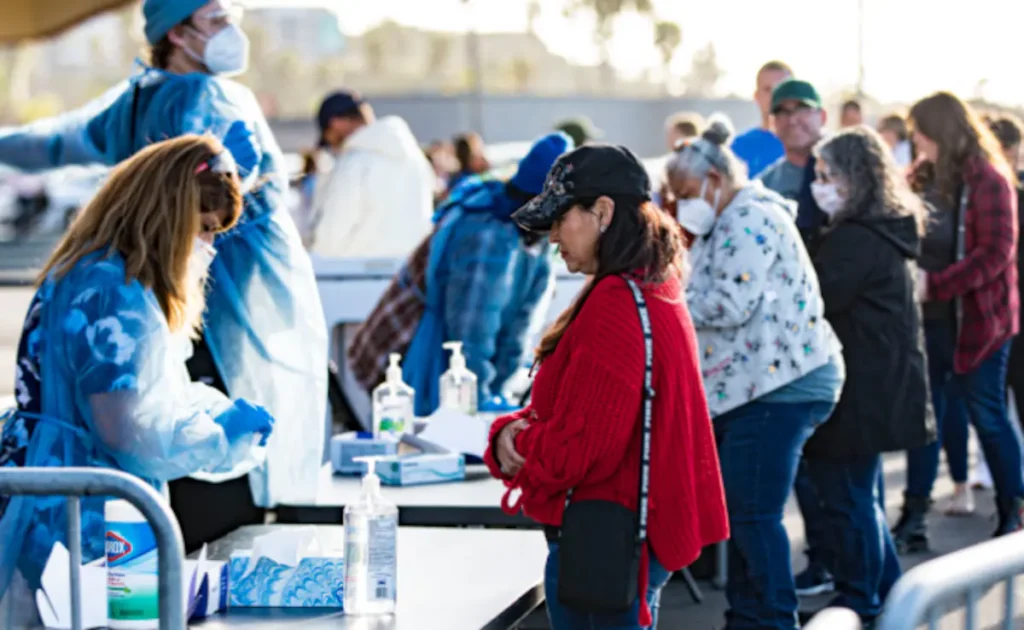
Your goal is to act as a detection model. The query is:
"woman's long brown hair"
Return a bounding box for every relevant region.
[909,92,1015,203]
[39,134,242,334]
[535,195,685,362]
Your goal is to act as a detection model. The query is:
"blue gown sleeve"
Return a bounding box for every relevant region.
[176,80,262,188]
[63,272,262,482]
[442,225,519,401]
[492,250,554,393]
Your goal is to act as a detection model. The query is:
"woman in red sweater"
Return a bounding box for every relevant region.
[484,145,729,629]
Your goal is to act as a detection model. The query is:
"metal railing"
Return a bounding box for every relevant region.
[804,607,862,630]
[0,467,186,630]
[877,530,1024,630]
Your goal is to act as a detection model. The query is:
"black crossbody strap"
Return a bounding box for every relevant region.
[563,275,655,543]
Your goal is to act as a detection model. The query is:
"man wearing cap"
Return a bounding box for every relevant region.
[555,115,604,148]
[308,90,435,259]
[0,0,328,551]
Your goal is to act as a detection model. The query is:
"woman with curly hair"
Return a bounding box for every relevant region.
[801,126,935,623]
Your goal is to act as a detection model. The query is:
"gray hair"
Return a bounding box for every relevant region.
[815,126,927,235]
[666,114,749,185]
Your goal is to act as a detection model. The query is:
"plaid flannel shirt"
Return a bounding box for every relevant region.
[348,235,431,391]
[928,157,1020,373]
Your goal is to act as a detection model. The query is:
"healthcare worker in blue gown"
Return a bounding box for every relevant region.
[0,136,275,626]
[0,0,328,551]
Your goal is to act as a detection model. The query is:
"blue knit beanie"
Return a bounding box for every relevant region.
[143,0,208,45]
[509,132,575,196]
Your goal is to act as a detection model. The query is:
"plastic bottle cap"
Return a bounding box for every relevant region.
[385,353,403,382]
[354,456,382,497]
[442,341,466,372]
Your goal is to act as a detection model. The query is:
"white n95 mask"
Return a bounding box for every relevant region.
[676,179,721,236]
[188,24,250,77]
[811,181,844,217]
[189,237,218,283]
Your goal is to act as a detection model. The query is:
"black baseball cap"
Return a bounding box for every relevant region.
[317,90,365,132]
[512,144,651,232]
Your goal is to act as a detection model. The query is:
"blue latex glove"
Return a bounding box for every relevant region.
[218,399,275,446]
[221,120,260,183]
[479,395,520,413]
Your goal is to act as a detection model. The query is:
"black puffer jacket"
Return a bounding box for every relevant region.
[804,213,936,460]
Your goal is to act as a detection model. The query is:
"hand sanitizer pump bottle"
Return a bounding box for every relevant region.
[344,457,399,616]
[440,341,478,414]
[372,353,414,438]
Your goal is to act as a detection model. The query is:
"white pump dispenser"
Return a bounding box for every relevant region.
[343,457,398,615]
[439,341,478,414]
[372,353,414,438]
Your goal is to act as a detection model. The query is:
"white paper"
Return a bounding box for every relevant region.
[238,527,323,580]
[35,542,107,630]
[411,408,490,458]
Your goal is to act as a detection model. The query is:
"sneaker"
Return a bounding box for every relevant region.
[794,563,835,597]
[943,484,975,516]
[970,458,993,490]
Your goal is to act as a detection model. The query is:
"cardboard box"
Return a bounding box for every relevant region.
[376,452,466,486]
[227,553,345,608]
[330,432,399,475]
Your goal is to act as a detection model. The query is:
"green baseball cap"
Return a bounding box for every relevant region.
[771,79,823,113]
[555,116,604,147]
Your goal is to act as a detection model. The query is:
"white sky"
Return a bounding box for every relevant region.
[243,0,1024,105]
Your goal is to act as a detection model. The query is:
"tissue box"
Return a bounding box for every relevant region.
[330,432,399,475]
[190,561,228,619]
[377,453,466,486]
[227,554,344,608]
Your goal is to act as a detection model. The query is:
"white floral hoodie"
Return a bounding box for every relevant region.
[686,180,842,418]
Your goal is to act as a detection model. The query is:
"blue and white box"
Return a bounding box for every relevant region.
[376,452,466,486]
[330,432,399,475]
[227,529,344,608]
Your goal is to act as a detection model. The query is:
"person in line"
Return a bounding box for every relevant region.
[0,0,327,552]
[802,127,934,623]
[309,89,434,259]
[756,77,834,597]
[667,119,844,629]
[839,99,864,128]
[665,111,705,150]
[353,133,572,417]
[731,60,791,178]
[988,115,1024,425]
[425,140,458,204]
[448,131,491,193]
[486,144,728,629]
[555,115,603,148]
[894,92,1024,553]
[0,136,275,625]
[878,113,913,167]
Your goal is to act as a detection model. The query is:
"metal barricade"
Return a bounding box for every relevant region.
[0,467,186,630]
[804,607,862,630]
[877,531,1024,630]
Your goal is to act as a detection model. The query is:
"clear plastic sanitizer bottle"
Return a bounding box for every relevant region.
[344,457,399,616]
[439,341,478,414]
[372,353,414,438]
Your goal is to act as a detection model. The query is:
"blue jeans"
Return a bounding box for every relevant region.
[794,459,830,571]
[714,400,835,630]
[544,542,672,629]
[806,454,902,620]
[906,321,1024,501]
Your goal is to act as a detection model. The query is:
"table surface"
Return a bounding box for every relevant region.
[193,525,547,630]
[312,463,508,509]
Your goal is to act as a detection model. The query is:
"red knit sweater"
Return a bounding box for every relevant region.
[484,274,729,625]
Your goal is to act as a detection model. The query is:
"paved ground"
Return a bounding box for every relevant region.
[2,240,1023,628]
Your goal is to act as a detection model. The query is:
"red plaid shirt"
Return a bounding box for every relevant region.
[347,236,431,392]
[928,157,1020,373]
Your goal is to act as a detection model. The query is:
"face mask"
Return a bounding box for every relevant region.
[675,179,722,236]
[187,24,250,76]
[189,237,218,283]
[811,181,844,217]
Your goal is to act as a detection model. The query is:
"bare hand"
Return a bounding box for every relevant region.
[497,419,528,476]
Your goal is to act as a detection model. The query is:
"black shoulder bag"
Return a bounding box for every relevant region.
[555,275,655,613]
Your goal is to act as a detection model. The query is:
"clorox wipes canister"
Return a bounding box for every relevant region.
[106,499,159,629]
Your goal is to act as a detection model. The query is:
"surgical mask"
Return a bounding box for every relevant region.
[189,237,217,283]
[187,24,250,76]
[811,181,844,217]
[675,179,721,236]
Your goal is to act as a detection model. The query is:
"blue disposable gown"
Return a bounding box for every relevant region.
[0,67,328,508]
[0,254,266,592]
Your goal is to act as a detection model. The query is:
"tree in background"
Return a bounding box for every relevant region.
[683,42,724,97]
[565,0,653,90]
[653,21,681,93]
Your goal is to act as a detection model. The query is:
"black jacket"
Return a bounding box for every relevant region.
[803,213,936,460]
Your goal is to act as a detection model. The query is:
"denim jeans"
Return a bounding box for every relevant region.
[793,459,830,571]
[714,399,836,630]
[906,321,1024,502]
[806,454,902,620]
[544,542,672,630]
